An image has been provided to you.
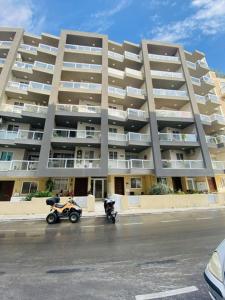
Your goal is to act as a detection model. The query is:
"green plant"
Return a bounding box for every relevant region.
[25,190,53,201]
[45,178,54,192]
[149,183,171,195]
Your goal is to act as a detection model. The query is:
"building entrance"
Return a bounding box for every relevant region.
[91,178,107,200]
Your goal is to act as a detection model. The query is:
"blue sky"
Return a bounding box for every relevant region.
[0,0,225,72]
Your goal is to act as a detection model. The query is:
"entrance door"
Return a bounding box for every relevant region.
[0,181,14,201]
[91,178,107,199]
[207,177,217,192]
[115,177,125,195]
[172,177,182,191]
[74,178,88,196]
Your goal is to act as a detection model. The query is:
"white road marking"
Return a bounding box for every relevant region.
[0,229,16,232]
[122,222,143,226]
[135,286,198,300]
[81,225,105,228]
[160,219,180,223]
[196,217,213,220]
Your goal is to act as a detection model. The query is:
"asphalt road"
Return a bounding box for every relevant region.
[1,208,225,300]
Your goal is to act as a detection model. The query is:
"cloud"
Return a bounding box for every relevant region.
[150,0,225,43]
[0,0,45,34]
[79,0,132,33]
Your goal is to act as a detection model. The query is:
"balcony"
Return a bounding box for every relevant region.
[195,94,206,104]
[186,61,196,70]
[56,104,101,114]
[206,135,217,144]
[48,158,100,168]
[128,132,151,143]
[29,81,52,93]
[52,129,101,140]
[125,68,143,79]
[108,132,127,142]
[151,70,184,80]
[200,114,211,125]
[215,135,225,144]
[0,160,38,171]
[108,86,126,96]
[197,60,209,69]
[33,61,54,72]
[63,61,101,71]
[38,43,58,54]
[201,75,214,86]
[153,88,188,98]
[0,130,43,141]
[162,160,204,169]
[1,103,48,115]
[159,133,197,142]
[211,114,225,125]
[108,51,124,61]
[19,44,37,53]
[126,86,145,97]
[191,76,201,85]
[7,81,28,91]
[124,51,141,62]
[148,53,180,62]
[65,44,102,53]
[13,61,33,71]
[127,108,148,120]
[0,58,5,65]
[0,41,12,48]
[156,109,193,119]
[108,159,153,170]
[60,81,101,92]
[212,161,225,170]
[108,108,127,120]
[108,67,124,77]
[206,94,219,104]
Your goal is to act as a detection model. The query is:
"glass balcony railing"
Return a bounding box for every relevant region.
[1,103,48,114]
[124,51,141,62]
[128,132,151,142]
[148,53,180,62]
[197,60,209,69]
[65,44,102,53]
[48,158,100,168]
[108,51,124,61]
[211,114,225,124]
[108,132,127,141]
[108,159,129,169]
[63,61,101,70]
[0,58,6,65]
[201,75,214,85]
[52,129,101,139]
[34,61,54,71]
[38,43,58,53]
[200,114,211,124]
[212,161,225,170]
[108,67,124,77]
[206,136,217,144]
[108,86,126,96]
[126,86,145,96]
[206,94,219,103]
[60,81,101,91]
[56,104,101,114]
[14,61,33,70]
[127,108,148,119]
[0,160,38,171]
[153,88,188,97]
[108,108,127,119]
[195,94,206,104]
[156,109,193,118]
[162,160,204,169]
[7,81,29,91]
[151,70,184,79]
[130,159,153,169]
[215,135,225,144]
[125,68,143,78]
[0,41,12,47]
[29,81,52,91]
[186,61,196,69]
[159,133,197,142]
[191,76,201,85]
[0,130,43,140]
[19,44,37,52]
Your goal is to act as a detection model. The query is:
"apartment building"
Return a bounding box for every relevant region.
[0,27,225,201]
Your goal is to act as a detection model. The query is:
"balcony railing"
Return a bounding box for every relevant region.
[162,160,204,169]
[191,76,201,85]
[211,114,225,124]
[127,108,148,119]
[52,129,101,139]
[186,61,196,69]
[13,61,33,70]
[148,53,180,62]
[0,160,38,171]
[128,132,150,142]
[39,43,58,53]
[195,94,206,104]
[108,67,124,77]
[29,81,52,91]
[197,60,209,69]
[125,68,143,78]
[207,94,219,103]
[151,70,184,79]
[19,44,37,52]
[108,159,153,169]
[108,51,124,61]
[0,58,5,65]
[48,158,100,168]
[56,104,101,114]
[108,159,130,169]
[201,75,214,85]
[156,109,193,118]
[215,135,225,144]
[153,88,188,97]
[108,132,127,141]
[212,161,225,170]
[159,133,197,142]
[65,44,102,53]
[108,86,126,96]
[1,103,48,114]
[124,51,141,62]
[200,114,211,124]
[126,86,145,96]
[206,136,217,144]
[0,41,12,47]
[108,108,127,119]
[63,61,101,70]
[60,81,101,91]
[34,61,54,71]
[7,81,29,91]
[0,130,43,140]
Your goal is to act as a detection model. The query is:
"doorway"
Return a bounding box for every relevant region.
[207,177,217,192]
[74,178,88,196]
[0,181,14,201]
[172,177,182,192]
[115,177,125,195]
[91,178,107,199]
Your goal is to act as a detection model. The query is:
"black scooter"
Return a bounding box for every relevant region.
[104,198,117,224]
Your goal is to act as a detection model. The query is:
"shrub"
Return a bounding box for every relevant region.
[25,190,53,201]
[45,178,54,192]
[149,183,171,195]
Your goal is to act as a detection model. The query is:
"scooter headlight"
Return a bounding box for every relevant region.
[208,251,223,282]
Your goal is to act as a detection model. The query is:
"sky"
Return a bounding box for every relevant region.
[0,0,225,72]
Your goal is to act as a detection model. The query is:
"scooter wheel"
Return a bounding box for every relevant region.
[46,213,57,224]
[69,212,80,223]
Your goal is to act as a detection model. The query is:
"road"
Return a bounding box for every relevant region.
[0,208,225,300]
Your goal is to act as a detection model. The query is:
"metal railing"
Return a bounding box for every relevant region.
[0,130,43,140]
[148,53,180,62]
[63,61,101,70]
[13,61,33,70]
[65,44,102,53]
[48,158,100,168]
[159,133,197,142]
[52,129,101,139]
[0,160,38,171]
[39,43,58,53]
[19,44,37,52]
[215,135,225,144]
[153,88,188,97]
[34,61,54,71]
[108,51,124,61]
[156,109,193,118]
[162,160,204,169]
[1,103,48,114]
[29,81,52,91]
[7,81,28,90]
[151,70,184,79]
[60,81,101,91]
[56,104,101,114]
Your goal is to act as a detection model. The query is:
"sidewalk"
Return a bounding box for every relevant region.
[0,205,225,222]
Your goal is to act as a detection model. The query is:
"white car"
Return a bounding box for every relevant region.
[204,239,225,299]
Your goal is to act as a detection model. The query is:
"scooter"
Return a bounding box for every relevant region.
[46,196,82,224]
[104,198,117,224]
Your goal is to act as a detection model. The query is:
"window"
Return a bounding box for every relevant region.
[0,151,13,161]
[86,126,95,137]
[131,178,142,189]
[21,182,38,194]
[53,178,68,191]
[176,153,184,160]
[109,105,117,109]
[109,128,117,133]
[109,151,117,160]
[14,101,24,106]
[7,124,19,131]
[157,177,167,185]
[187,178,196,190]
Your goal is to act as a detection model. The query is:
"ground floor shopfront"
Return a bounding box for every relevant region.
[0,174,225,202]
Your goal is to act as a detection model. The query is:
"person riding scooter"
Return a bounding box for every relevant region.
[104,198,117,223]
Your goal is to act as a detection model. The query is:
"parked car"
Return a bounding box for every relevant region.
[204,239,225,299]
